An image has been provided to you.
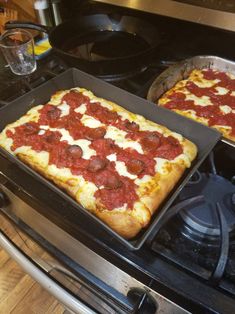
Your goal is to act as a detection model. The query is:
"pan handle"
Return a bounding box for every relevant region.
[4,20,51,33]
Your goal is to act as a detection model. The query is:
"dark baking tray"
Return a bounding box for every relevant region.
[147,55,235,148]
[0,68,221,250]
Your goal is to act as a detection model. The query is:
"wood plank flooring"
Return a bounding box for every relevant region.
[0,215,66,314]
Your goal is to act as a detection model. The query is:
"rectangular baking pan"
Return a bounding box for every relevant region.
[147,55,235,148]
[0,68,221,250]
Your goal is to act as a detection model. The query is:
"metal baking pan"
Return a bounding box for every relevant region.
[147,55,235,148]
[0,68,221,250]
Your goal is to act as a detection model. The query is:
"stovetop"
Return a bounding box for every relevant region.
[0,12,235,313]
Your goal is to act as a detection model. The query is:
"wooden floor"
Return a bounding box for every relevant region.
[0,216,67,314]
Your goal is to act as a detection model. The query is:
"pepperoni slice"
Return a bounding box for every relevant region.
[105,110,118,122]
[24,123,39,135]
[126,159,145,175]
[87,157,107,172]
[85,127,106,140]
[45,132,60,143]
[141,133,161,151]
[66,145,83,158]
[47,107,61,120]
[104,175,122,190]
[125,121,139,131]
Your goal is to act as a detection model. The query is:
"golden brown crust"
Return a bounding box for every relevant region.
[0,87,198,239]
[95,210,146,239]
[17,152,79,199]
[141,163,184,216]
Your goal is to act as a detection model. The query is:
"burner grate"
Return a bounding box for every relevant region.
[0,55,68,108]
[151,148,235,297]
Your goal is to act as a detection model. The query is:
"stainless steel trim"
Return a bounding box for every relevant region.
[0,184,190,313]
[91,0,235,32]
[0,231,96,314]
[51,0,62,25]
[0,213,121,314]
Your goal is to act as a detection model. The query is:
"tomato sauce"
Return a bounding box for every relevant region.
[95,177,138,210]
[62,90,90,109]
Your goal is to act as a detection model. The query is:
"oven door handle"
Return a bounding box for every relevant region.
[0,230,97,314]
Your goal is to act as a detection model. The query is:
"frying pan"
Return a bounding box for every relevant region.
[5,14,161,77]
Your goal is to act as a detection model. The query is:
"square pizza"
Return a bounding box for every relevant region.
[158,68,235,142]
[0,88,197,239]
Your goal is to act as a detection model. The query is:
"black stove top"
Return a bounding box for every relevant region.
[1,12,235,313]
[152,146,235,296]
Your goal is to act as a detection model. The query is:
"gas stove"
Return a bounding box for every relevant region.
[152,148,235,296]
[0,8,235,313]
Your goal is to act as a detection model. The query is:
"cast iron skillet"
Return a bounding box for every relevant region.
[5,14,160,77]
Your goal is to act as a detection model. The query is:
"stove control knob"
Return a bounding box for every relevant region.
[127,288,158,314]
[0,190,9,208]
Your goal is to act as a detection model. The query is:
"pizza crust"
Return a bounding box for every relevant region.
[0,88,197,239]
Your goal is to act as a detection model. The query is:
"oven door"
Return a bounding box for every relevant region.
[0,181,190,314]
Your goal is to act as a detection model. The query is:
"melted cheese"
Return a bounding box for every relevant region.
[76,177,97,210]
[138,119,164,134]
[50,91,67,105]
[14,147,49,168]
[107,153,137,179]
[14,145,31,154]
[113,203,128,211]
[48,164,72,177]
[46,165,97,208]
[170,132,183,142]
[38,129,46,135]
[105,126,143,154]
[84,91,113,110]
[154,158,170,175]
[100,100,113,110]
[117,110,133,121]
[115,160,137,180]
[106,153,117,162]
[173,153,191,168]
[40,126,96,159]
[58,102,70,117]
[81,114,104,128]
[214,124,232,130]
[220,105,232,114]
[215,86,229,95]
[0,133,13,151]
[27,105,43,117]
[74,103,87,114]
[185,94,213,106]
[181,109,197,119]
[135,175,152,186]
[154,153,191,174]
[193,78,220,88]
[12,105,43,124]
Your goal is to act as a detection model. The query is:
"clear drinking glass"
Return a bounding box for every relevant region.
[0,29,37,75]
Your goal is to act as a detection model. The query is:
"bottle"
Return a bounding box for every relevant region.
[34,0,52,31]
[50,0,62,26]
